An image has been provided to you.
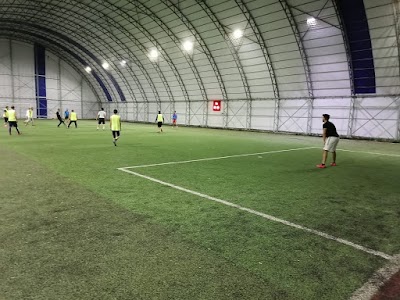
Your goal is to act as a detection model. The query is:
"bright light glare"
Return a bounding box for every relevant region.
[233,29,243,39]
[85,66,92,73]
[120,60,127,66]
[150,49,158,58]
[102,62,110,69]
[307,17,317,26]
[183,40,193,51]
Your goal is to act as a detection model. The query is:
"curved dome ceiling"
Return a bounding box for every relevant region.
[0,0,390,117]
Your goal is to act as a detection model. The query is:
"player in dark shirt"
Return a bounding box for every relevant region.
[317,114,340,168]
[56,109,66,127]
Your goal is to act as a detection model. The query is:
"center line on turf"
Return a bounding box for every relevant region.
[123,146,317,169]
[118,168,393,260]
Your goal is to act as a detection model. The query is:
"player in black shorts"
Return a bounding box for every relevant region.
[155,111,164,133]
[3,109,8,127]
[56,109,66,127]
[97,108,106,130]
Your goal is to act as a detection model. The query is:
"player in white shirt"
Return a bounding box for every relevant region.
[24,107,34,126]
[97,108,106,130]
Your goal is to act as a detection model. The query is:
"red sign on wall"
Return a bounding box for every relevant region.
[213,100,221,111]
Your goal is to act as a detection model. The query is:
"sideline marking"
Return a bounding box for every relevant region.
[123,147,317,169]
[350,254,400,300]
[338,149,400,158]
[118,167,393,261]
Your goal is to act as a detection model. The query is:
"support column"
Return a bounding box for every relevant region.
[58,57,62,113]
[348,96,356,137]
[9,40,15,105]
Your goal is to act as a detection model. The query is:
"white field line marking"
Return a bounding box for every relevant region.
[123,146,317,169]
[350,254,400,300]
[338,149,400,158]
[118,167,393,261]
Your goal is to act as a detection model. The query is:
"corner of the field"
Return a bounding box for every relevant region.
[350,254,400,300]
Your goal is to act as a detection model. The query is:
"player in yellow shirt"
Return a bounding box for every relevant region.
[110,109,121,146]
[3,106,9,127]
[155,110,164,133]
[3,109,8,127]
[68,110,78,128]
[7,106,21,135]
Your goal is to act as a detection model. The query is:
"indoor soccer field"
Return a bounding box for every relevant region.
[1,120,399,299]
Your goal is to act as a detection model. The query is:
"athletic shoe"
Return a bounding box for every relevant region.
[316,164,326,168]
[330,162,337,166]
[113,140,117,146]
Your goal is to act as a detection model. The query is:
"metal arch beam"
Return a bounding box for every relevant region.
[0,2,151,114]
[195,0,252,128]
[124,0,209,125]
[1,29,108,106]
[92,0,164,111]
[234,0,280,130]
[94,0,170,112]
[98,0,190,117]
[0,3,140,107]
[158,0,229,127]
[0,17,120,105]
[0,17,123,105]
[332,0,356,137]
[278,0,314,134]
[13,3,130,104]
[98,1,176,119]
[0,24,119,106]
[0,32,104,109]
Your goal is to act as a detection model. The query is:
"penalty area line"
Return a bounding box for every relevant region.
[117,167,393,261]
[122,146,317,169]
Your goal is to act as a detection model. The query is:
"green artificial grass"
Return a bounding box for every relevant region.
[1,120,399,299]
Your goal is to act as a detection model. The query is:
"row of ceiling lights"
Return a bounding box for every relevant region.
[84,29,244,73]
[83,18,318,74]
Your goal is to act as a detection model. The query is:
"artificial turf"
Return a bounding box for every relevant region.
[0,120,399,299]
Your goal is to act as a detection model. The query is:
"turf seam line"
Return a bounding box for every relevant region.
[122,147,317,169]
[117,168,393,261]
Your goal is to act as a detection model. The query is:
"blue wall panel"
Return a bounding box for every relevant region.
[336,0,376,94]
[34,44,47,118]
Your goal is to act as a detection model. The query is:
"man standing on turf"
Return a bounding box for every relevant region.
[317,114,339,168]
[7,106,21,135]
[3,108,8,127]
[97,107,106,130]
[68,110,78,128]
[56,109,66,127]
[156,110,164,133]
[172,111,177,128]
[110,109,121,146]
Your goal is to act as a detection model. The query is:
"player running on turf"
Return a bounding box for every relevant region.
[156,110,164,133]
[56,109,66,127]
[64,109,69,122]
[97,108,106,130]
[110,109,121,146]
[317,114,340,168]
[7,106,21,135]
